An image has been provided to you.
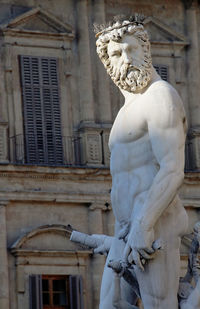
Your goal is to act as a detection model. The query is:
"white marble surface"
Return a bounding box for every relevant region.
[95,18,189,309]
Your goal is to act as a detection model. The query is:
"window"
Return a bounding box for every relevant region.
[29,275,84,309]
[42,275,70,308]
[154,65,169,81]
[19,55,63,165]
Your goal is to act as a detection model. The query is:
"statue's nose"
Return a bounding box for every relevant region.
[122,52,132,64]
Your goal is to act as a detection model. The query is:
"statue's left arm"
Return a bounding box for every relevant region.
[124,86,187,270]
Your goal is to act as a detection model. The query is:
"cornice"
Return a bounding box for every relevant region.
[0,165,197,183]
[0,191,110,204]
[1,28,74,41]
[151,41,189,47]
[0,164,111,181]
[11,249,92,259]
[184,172,200,184]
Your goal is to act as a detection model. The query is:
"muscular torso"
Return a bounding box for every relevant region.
[109,99,157,226]
[109,80,186,234]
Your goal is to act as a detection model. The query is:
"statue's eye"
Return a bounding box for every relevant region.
[128,45,137,52]
[112,51,121,57]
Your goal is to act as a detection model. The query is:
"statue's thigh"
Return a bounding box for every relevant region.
[135,203,185,308]
[135,240,180,309]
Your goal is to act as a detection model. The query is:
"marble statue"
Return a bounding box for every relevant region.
[71,15,200,309]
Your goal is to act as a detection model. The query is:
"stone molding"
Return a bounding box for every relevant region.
[10,223,92,303]
[10,224,92,268]
[0,200,9,207]
[144,16,189,86]
[144,16,189,47]
[0,165,111,180]
[89,202,111,211]
[10,224,73,250]
[11,249,92,259]
[0,7,74,41]
[0,7,76,168]
[0,191,110,205]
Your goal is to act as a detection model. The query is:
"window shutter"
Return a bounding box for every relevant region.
[29,275,43,309]
[69,275,84,309]
[19,55,63,165]
[154,65,169,81]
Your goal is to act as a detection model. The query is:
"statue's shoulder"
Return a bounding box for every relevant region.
[148,80,180,99]
[145,80,186,126]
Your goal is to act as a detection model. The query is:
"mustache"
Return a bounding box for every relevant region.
[119,63,140,80]
[119,64,141,88]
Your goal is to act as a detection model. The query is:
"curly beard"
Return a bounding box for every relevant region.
[108,61,152,93]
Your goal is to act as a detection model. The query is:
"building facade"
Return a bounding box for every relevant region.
[0,0,200,308]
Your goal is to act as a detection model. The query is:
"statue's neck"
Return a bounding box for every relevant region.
[120,66,161,104]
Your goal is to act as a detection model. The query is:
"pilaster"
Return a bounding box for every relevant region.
[184,1,200,169]
[185,1,200,127]
[0,201,10,309]
[76,0,95,122]
[91,0,112,123]
[187,127,200,170]
[88,202,111,308]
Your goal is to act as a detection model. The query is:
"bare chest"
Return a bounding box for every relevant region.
[109,101,146,149]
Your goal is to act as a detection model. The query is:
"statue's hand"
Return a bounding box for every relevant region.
[93,235,113,255]
[123,223,155,271]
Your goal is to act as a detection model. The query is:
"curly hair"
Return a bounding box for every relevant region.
[96,20,152,92]
[97,21,151,70]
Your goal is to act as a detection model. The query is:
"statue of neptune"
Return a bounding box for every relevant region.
[71,15,200,309]
[95,16,188,309]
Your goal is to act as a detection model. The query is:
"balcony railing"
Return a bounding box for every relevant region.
[9,134,82,166]
[8,133,190,170]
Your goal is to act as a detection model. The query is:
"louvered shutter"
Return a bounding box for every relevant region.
[154,65,169,81]
[29,275,43,309]
[69,275,84,309]
[19,55,63,165]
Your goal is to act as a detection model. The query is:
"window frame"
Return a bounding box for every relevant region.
[3,29,75,165]
[19,55,64,166]
[42,275,70,309]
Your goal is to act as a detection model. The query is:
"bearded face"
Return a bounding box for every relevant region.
[106,35,152,93]
[109,59,151,93]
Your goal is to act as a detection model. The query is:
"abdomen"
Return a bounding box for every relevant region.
[111,163,158,224]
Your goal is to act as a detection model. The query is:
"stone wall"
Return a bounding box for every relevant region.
[0,0,199,308]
